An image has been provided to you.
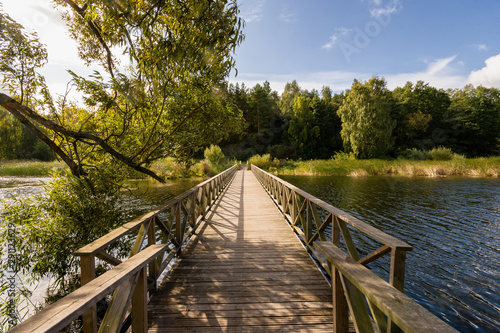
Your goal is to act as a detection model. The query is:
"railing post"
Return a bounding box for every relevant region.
[388,248,407,333]
[81,255,97,333]
[148,218,157,291]
[306,200,313,245]
[132,266,148,333]
[332,268,349,333]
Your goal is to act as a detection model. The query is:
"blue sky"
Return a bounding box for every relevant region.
[2,0,500,95]
[230,0,500,93]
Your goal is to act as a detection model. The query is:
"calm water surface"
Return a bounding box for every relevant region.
[280,175,500,333]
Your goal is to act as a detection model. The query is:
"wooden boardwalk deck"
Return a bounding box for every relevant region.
[148,169,336,332]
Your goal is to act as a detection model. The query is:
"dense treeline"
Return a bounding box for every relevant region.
[220,77,500,160]
[1,76,499,162]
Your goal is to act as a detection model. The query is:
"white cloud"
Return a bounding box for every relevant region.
[471,44,488,51]
[384,56,466,89]
[322,28,353,50]
[279,5,298,23]
[230,56,470,94]
[239,0,265,23]
[467,53,500,88]
[369,0,402,18]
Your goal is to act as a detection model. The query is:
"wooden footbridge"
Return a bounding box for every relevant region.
[10,166,457,333]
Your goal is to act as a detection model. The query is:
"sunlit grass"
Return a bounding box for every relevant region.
[0,160,67,176]
[272,157,500,177]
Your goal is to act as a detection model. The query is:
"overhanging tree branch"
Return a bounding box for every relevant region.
[0,93,165,183]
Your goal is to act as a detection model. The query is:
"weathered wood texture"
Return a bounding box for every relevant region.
[148,169,346,332]
[315,242,459,333]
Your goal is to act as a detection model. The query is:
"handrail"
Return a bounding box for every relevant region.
[315,242,457,333]
[8,244,167,333]
[251,165,413,332]
[11,165,237,333]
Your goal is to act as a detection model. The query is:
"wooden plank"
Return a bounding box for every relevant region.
[251,165,412,251]
[149,170,338,332]
[314,242,458,333]
[10,244,167,333]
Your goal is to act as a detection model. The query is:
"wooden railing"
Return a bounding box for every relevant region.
[251,165,420,332]
[315,242,458,333]
[10,165,237,333]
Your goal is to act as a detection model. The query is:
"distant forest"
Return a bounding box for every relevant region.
[1,76,499,162]
[220,77,500,160]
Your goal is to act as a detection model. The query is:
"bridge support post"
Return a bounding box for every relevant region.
[132,266,148,333]
[332,267,349,333]
[81,255,97,333]
[148,220,157,291]
[388,248,407,333]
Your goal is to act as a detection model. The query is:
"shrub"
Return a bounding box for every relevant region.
[402,148,429,161]
[0,171,128,306]
[204,144,225,166]
[428,147,454,161]
[332,151,356,161]
[248,154,279,169]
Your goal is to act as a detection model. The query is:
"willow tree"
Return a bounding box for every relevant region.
[0,0,244,181]
[0,2,244,322]
[338,77,395,158]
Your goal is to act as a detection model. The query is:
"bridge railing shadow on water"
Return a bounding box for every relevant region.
[8,165,238,333]
[251,165,458,333]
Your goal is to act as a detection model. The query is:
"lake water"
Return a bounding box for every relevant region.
[279,175,500,333]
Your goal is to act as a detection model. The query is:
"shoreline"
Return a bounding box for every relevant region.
[265,157,500,178]
[2,157,499,178]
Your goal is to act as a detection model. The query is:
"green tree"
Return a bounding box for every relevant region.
[338,77,395,158]
[0,1,244,181]
[448,85,500,156]
[287,91,322,159]
[392,81,451,152]
[280,80,302,115]
[0,2,244,322]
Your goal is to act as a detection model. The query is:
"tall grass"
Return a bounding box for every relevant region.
[271,156,500,177]
[0,160,67,176]
[150,157,236,179]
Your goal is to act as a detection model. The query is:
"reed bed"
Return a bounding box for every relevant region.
[272,157,500,177]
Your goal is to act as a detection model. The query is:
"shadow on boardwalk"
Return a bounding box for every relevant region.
[148,170,335,332]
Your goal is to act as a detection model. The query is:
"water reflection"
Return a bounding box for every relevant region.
[280,175,500,333]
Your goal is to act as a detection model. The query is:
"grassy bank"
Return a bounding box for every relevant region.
[0,158,236,179]
[269,157,500,177]
[0,160,67,176]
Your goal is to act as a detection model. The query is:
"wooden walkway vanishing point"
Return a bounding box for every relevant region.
[148,168,336,332]
[10,165,459,333]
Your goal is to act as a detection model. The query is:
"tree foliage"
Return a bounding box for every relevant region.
[0,1,244,181]
[448,85,500,156]
[337,77,395,158]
